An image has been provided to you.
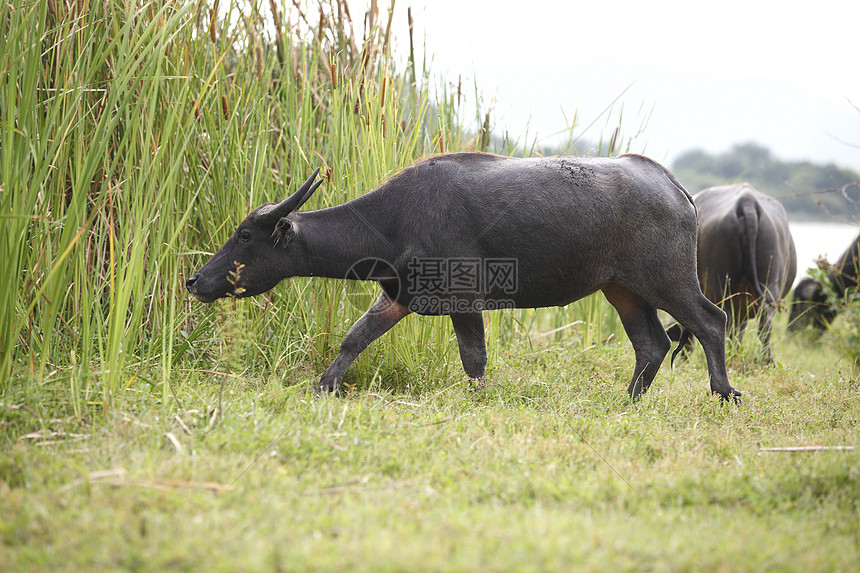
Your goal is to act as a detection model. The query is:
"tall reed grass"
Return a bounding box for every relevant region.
[1,0,628,414]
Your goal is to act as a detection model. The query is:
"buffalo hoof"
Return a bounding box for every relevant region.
[717,388,743,405]
[315,375,341,396]
[470,378,487,392]
[627,383,651,402]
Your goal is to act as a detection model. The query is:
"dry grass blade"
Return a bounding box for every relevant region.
[760,446,856,452]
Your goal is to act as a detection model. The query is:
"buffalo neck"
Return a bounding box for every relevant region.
[290,197,397,280]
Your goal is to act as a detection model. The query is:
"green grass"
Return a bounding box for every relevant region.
[1,331,858,571]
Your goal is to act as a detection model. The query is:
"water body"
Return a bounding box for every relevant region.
[789,222,859,285]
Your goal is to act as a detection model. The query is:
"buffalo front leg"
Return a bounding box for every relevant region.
[450,312,487,386]
[317,293,410,394]
[602,284,672,399]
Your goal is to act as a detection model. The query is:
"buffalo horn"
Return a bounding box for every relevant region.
[257,168,321,222]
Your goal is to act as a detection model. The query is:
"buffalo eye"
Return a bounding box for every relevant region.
[238,229,251,243]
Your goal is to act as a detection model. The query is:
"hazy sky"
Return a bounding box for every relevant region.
[382,0,860,171]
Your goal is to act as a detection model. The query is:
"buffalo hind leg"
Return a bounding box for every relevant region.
[450,312,488,387]
[602,284,672,400]
[317,292,410,394]
[661,292,741,401]
[756,306,776,364]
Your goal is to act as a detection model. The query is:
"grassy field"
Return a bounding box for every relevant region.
[2,323,858,571]
[1,1,858,570]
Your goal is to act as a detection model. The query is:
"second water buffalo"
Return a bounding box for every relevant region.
[674,183,796,362]
[790,232,860,332]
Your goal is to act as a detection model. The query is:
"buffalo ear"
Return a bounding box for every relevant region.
[272,217,295,247]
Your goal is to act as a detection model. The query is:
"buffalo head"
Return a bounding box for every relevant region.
[186,169,322,303]
[788,276,832,332]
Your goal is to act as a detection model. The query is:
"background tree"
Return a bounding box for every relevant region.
[672,142,860,221]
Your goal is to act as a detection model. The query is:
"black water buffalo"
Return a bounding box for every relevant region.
[790,232,860,331]
[187,153,740,401]
[685,184,797,362]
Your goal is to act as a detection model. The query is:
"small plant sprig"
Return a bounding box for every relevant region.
[227,261,246,298]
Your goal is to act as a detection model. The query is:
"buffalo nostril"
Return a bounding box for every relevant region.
[186,276,197,290]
